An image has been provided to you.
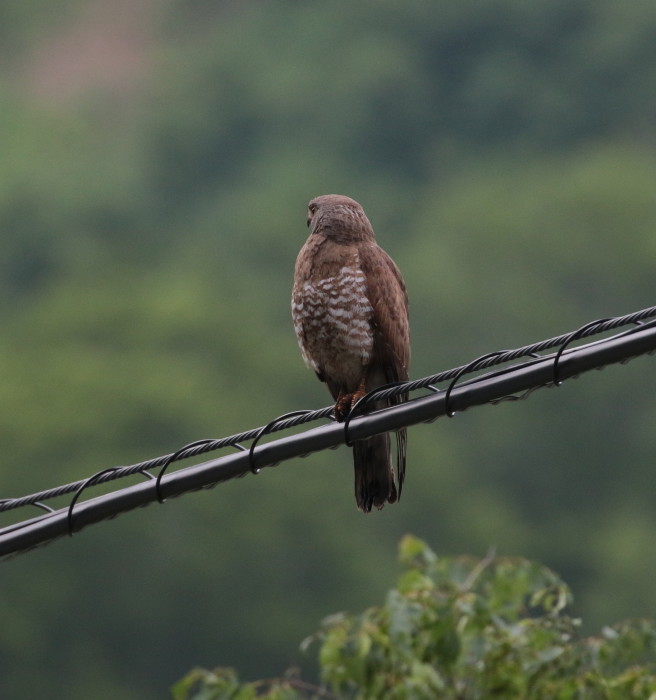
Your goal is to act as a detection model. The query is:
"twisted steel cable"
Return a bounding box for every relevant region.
[1,303,655,516]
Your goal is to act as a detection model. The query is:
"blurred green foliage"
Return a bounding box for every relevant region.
[174,536,656,699]
[0,1,655,698]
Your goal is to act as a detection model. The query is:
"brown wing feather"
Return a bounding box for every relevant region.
[359,241,410,498]
[359,241,409,383]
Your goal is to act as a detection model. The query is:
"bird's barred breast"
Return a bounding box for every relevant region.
[292,265,374,388]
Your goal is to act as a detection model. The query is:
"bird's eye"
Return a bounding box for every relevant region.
[309,204,317,214]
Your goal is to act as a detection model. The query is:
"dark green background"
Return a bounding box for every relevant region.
[1,1,655,697]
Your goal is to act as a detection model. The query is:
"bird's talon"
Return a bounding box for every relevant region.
[351,389,366,407]
[334,393,353,422]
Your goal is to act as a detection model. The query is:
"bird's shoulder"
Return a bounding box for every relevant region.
[358,241,407,303]
[358,240,410,376]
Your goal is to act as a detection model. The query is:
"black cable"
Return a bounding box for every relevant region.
[1,304,654,516]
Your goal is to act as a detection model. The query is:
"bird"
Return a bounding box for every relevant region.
[292,194,410,512]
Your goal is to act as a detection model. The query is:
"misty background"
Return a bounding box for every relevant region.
[1,1,655,697]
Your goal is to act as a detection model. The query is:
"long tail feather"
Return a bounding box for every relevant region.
[353,433,397,513]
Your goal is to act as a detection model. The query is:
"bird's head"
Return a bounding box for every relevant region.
[306,194,375,243]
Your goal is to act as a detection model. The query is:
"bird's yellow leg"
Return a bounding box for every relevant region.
[351,371,368,407]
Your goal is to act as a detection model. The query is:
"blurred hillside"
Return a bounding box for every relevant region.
[0,1,655,698]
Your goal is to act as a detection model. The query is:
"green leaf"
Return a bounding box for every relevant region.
[398,534,436,571]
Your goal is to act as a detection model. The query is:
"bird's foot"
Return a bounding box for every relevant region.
[334,387,367,423]
[351,387,366,408]
[334,393,353,422]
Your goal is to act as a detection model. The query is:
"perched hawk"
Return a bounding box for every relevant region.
[292,194,410,512]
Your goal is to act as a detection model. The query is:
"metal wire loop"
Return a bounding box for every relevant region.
[0,499,55,514]
[343,382,407,447]
[68,467,120,537]
[248,411,315,474]
[552,318,612,386]
[155,439,216,503]
[138,469,156,481]
[343,392,371,448]
[444,351,508,417]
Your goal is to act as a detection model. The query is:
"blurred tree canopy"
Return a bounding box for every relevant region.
[0,1,655,698]
[174,536,656,699]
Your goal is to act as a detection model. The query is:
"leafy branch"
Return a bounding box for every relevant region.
[174,535,656,700]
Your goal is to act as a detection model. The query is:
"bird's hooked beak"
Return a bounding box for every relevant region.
[306,213,312,228]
